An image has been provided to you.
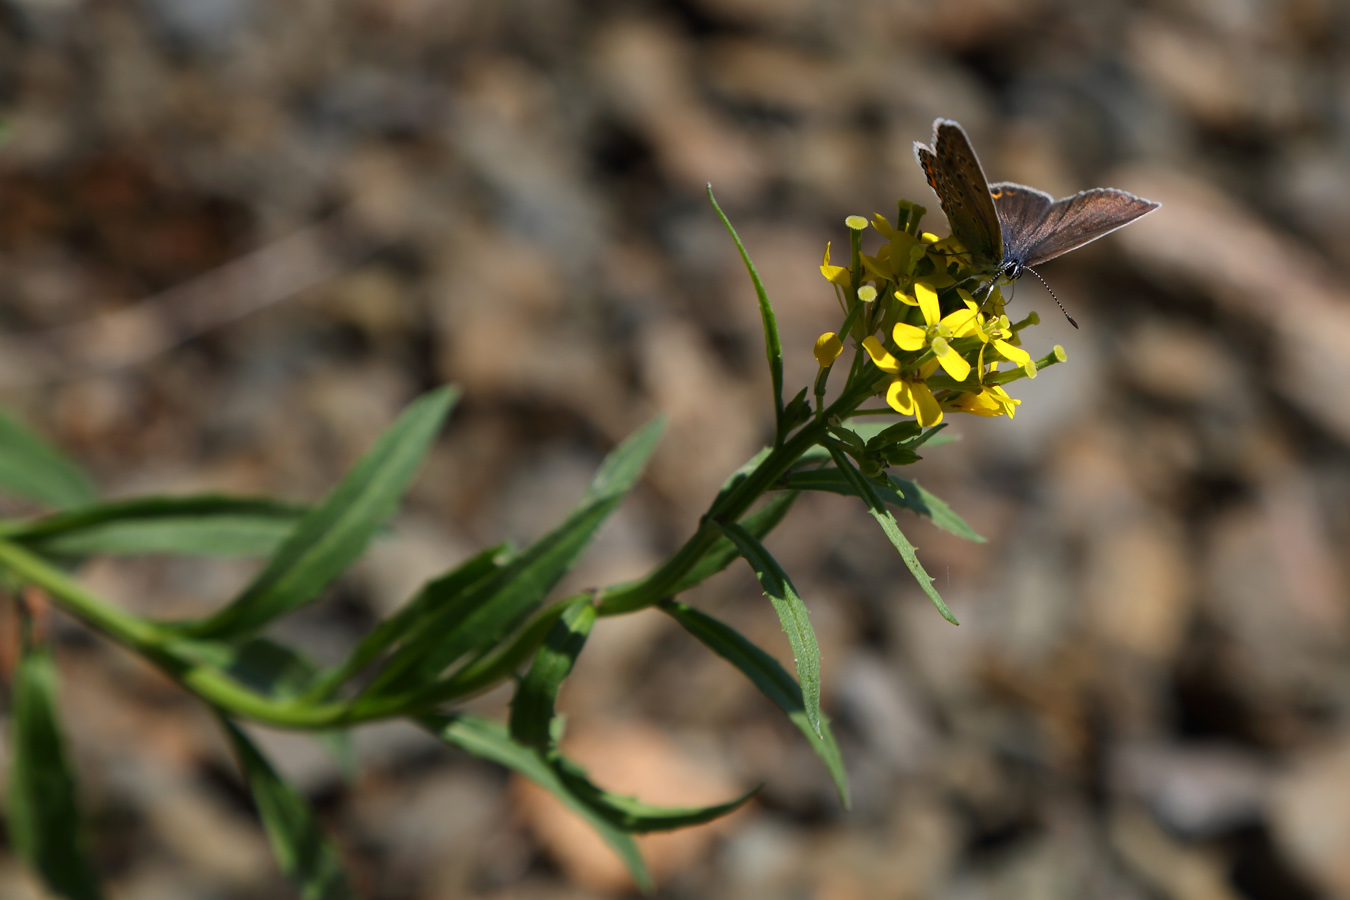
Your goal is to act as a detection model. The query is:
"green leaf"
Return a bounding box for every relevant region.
[219,718,358,900]
[362,418,664,704]
[781,469,982,542]
[9,496,306,558]
[425,714,652,894]
[552,753,757,833]
[304,543,513,702]
[161,636,357,778]
[671,491,798,594]
[186,386,460,641]
[708,186,784,437]
[6,643,104,900]
[707,447,771,518]
[663,601,849,808]
[423,599,571,705]
[509,596,596,751]
[224,638,326,698]
[0,413,96,510]
[888,476,984,543]
[825,447,958,625]
[714,519,823,738]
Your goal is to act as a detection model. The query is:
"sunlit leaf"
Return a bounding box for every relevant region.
[187,386,459,641]
[663,601,849,808]
[825,447,957,625]
[714,519,824,737]
[509,595,596,751]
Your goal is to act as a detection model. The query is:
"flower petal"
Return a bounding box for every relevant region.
[941,307,980,337]
[914,282,941,326]
[912,381,944,426]
[931,338,971,382]
[886,378,916,415]
[892,322,927,352]
[862,336,903,373]
[820,242,852,287]
[993,339,1032,366]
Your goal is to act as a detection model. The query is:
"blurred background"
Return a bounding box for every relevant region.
[3,0,1350,897]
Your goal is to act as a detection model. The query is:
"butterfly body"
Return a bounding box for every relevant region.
[914,119,1159,321]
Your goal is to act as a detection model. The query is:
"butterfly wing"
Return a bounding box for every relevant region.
[988,182,1054,266]
[1006,187,1161,267]
[914,119,1003,268]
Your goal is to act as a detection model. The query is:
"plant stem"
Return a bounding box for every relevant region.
[597,380,874,616]
[0,540,357,729]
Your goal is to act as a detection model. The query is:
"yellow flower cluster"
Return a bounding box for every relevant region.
[814,207,1061,427]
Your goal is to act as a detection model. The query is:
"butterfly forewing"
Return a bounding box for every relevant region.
[1017,188,1161,267]
[914,120,1003,268]
[915,117,1160,295]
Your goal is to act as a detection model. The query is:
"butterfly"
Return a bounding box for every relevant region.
[914,118,1160,327]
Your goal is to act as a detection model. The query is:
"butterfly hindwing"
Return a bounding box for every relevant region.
[914,119,1002,269]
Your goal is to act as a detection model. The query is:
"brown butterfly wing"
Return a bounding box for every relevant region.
[999,186,1161,267]
[988,182,1054,263]
[913,119,1003,268]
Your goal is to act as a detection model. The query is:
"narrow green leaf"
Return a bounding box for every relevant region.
[714,519,823,738]
[219,718,358,900]
[187,386,460,641]
[509,596,596,751]
[671,491,798,594]
[887,476,984,542]
[363,418,665,703]
[6,644,104,900]
[304,543,512,702]
[0,413,96,509]
[9,496,306,558]
[553,753,757,833]
[224,638,326,698]
[664,601,849,808]
[161,636,357,777]
[429,599,572,703]
[425,714,652,893]
[781,469,983,542]
[708,447,772,516]
[707,186,784,436]
[825,447,958,625]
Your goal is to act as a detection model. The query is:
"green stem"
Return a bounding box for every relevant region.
[597,381,875,616]
[0,540,357,729]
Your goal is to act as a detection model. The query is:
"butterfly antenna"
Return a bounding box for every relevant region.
[1024,266,1078,329]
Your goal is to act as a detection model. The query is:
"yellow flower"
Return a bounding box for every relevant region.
[955,290,1032,377]
[820,243,851,288]
[860,339,944,426]
[947,380,1021,418]
[814,332,843,368]
[891,282,976,382]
